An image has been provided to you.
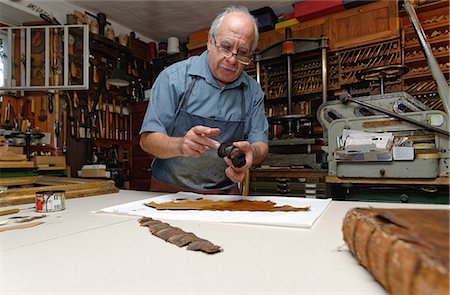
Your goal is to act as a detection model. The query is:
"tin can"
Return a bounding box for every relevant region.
[35,190,65,212]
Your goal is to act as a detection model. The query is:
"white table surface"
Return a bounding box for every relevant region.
[1,190,448,295]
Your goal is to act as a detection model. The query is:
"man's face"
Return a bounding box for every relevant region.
[207,13,254,87]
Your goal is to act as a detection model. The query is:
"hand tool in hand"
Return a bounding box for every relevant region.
[218,142,246,168]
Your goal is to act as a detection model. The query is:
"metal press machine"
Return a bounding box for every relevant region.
[316,0,449,203]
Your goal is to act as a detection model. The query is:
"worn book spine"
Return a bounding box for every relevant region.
[342,208,449,295]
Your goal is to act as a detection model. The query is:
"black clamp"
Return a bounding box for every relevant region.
[218,142,246,168]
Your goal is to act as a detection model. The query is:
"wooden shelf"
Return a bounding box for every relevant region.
[404,35,450,49]
[0,176,38,186]
[0,161,35,169]
[403,69,449,81]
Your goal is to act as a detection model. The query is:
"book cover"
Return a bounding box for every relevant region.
[342,207,449,294]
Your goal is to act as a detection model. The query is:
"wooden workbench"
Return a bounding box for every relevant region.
[1,190,448,294]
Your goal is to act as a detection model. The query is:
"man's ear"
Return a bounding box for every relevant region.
[206,37,213,51]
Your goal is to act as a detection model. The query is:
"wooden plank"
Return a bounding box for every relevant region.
[326,176,450,185]
[0,176,119,207]
[0,208,20,216]
[0,176,38,186]
[32,156,66,166]
[37,166,67,171]
[0,161,35,168]
[0,221,45,232]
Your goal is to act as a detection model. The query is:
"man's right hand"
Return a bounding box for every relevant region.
[178,126,221,157]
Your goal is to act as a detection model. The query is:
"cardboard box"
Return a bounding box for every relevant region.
[294,0,345,22]
[251,6,278,32]
[189,29,209,44]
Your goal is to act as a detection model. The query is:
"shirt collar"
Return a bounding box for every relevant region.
[187,51,248,89]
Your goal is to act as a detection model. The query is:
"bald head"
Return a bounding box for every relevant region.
[209,6,259,52]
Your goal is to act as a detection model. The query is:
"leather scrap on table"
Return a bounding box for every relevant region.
[0,221,45,232]
[145,198,310,212]
[138,217,222,254]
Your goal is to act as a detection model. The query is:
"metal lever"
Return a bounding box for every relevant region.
[340,93,449,137]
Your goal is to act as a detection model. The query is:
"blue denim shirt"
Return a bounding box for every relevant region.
[139,51,268,144]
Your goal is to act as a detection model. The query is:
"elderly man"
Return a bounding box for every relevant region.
[139,6,269,194]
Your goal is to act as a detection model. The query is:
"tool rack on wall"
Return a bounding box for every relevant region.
[63,31,152,187]
[246,33,330,198]
[336,38,403,97]
[401,1,449,111]
[251,32,330,143]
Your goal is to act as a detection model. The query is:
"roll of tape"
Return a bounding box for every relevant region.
[167,37,180,54]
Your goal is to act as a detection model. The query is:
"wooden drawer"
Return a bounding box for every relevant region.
[291,16,329,39]
[130,178,151,191]
[131,155,152,179]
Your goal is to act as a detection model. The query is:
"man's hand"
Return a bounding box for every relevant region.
[178,125,221,157]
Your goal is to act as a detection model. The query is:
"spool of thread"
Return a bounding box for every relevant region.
[106,26,115,40]
[148,42,157,59]
[281,41,294,54]
[97,13,106,35]
[167,37,180,54]
[89,19,99,34]
[158,42,167,56]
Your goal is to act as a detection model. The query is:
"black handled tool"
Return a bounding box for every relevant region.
[218,142,246,168]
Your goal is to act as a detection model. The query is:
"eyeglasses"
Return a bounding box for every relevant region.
[213,37,252,65]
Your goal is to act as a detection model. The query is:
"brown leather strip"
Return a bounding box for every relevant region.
[0,221,45,232]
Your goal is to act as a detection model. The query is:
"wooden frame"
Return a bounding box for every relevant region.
[0,176,119,207]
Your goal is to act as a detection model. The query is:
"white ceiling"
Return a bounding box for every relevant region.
[0,1,42,26]
[68,1,298,42]
[0,1,297,42]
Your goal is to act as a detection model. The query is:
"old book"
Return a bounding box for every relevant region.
[342,207,449,295]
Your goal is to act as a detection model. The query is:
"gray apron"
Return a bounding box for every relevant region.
[152,78,246,191]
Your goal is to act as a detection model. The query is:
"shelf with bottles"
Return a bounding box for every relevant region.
[338,39,401,85]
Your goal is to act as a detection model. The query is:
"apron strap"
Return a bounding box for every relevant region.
[181,77,197,110]
[171,77,246,134]
[240,85,246,121]
[169,77,197,135]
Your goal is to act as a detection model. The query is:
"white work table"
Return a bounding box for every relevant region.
[1,190,448,294]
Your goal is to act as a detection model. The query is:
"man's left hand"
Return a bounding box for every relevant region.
[223,141,254,183]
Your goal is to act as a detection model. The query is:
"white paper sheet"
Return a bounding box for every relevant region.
[97,192,332,228]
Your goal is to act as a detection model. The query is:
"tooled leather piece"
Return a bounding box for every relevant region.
[168,233,198,247]
[145,198,310,212]
[138,217,222,254]
[186,239,222,253]
[342,208,449,295]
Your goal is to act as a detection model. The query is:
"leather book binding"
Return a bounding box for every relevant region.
[342,207,449,295]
